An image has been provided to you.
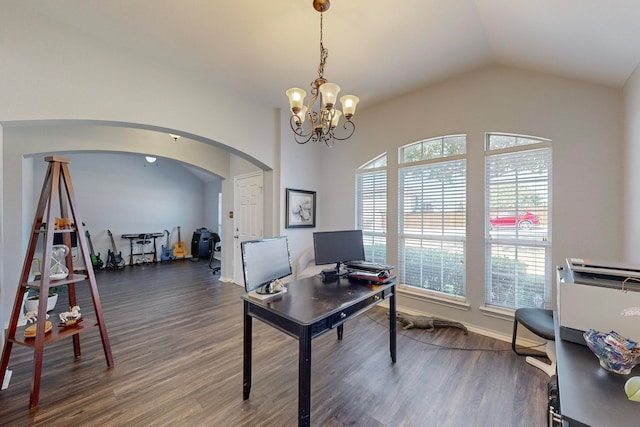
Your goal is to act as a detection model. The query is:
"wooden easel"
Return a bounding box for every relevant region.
[0,156,113,408]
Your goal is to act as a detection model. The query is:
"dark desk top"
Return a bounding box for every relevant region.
[241,276,394,326]
[556,319,640,426]
[121,233,164,239]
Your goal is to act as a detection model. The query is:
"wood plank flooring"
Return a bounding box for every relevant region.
[0,259,549,426]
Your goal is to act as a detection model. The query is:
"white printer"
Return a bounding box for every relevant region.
[557,258,640,344]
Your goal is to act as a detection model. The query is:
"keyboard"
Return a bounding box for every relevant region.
[346,261,395,271]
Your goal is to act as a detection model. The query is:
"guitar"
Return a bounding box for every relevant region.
[173,226,187,258]
[106,230,125,269]
[161,229,175,262]
[85,229,103,270]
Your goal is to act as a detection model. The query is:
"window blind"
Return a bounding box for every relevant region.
[398,154,467,298]
[485,136,552,309]
[356,167,387,263]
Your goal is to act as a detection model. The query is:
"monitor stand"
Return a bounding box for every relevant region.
[256,280,284,295]
[321,263,342,282]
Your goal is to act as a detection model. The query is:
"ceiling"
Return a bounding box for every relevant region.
[16,1,640,113]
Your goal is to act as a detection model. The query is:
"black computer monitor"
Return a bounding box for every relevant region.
[241,236,292,294]
[313,229,365,274]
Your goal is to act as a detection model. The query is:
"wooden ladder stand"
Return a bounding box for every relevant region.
[0,156,113,408]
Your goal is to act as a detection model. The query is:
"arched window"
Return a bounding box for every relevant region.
[398,135,467,298]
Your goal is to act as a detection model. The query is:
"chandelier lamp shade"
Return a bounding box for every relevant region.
[286,0,359,147]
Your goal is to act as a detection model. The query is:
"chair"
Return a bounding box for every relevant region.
[511,308,556,377]
[208,233,221,275]
[136,233,152,264]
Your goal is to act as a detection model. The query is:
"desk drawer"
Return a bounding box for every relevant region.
[328,289,388,329]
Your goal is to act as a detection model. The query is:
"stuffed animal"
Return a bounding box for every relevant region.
[395,312,468,334]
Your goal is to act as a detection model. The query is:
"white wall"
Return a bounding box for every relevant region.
[0,126,3,346]
[30,152,207,260]
[312,65,624,337]
[0,4,277,168]
[278,110,326,267]
[624,64,640,262]
[205,180,223,236]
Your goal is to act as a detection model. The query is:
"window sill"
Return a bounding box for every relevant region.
[478,305,515,321]
[397,285,471,311]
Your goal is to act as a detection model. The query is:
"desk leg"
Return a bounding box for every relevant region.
[152,237,158,263]
[389,285,397,363]
[299,326,311,427]
[243,301,252,400]
[128,239,134,266]
[337,324,343,340]
[68,283,81,357]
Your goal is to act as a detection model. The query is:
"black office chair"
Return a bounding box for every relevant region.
[208,233,221,275]
[511,308,556,376]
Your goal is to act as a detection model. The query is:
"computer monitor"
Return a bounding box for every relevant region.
[241,236,292,294]
[313,229,365,274]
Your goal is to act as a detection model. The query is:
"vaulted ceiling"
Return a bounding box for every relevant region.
[15,1,640,112]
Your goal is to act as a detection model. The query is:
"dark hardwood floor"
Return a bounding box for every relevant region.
[0,260,549,426]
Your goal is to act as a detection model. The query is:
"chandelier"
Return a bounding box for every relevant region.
[285,0,359,147]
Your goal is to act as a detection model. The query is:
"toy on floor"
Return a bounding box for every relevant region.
[395,312,468,334]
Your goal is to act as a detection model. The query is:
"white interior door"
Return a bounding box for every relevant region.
[233,171,264,284]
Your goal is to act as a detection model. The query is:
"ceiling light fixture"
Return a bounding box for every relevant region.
[285,0,359,147]
[145,156,157,164]
[169,134,181,141]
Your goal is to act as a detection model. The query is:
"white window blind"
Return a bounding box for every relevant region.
[398,135,466,298]
[485,134,552,310]
[356,156,387,263]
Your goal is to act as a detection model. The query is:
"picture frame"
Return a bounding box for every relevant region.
[285,188,316,228]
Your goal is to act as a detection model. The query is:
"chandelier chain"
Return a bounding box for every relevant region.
[317,13,328,79]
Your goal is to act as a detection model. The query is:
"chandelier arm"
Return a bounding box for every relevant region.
[306,91,320,127]
[289,116,316,145]
[319,108,332,135]
[295,134,315,145]
[322,133,335,148]
[309,110,321,136]
[308,79,322,98]
[327,120,356,141]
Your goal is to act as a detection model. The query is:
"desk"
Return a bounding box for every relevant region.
[121,233,163,265]
[555,316,640,426]
[242,276,396,427]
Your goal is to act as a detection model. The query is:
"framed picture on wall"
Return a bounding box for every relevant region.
[285,188,316,228]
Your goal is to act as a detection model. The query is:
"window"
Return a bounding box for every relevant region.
[398,135,466,298]
[356,154,387,263]
[485,133,552,310]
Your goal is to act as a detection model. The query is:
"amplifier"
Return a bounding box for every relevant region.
[191,228,212,259]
